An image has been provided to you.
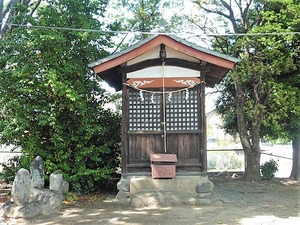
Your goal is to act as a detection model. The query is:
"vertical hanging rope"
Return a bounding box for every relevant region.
[162,63,167,153]
[160,44,167,154]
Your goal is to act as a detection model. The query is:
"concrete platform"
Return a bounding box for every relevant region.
[116,175,214,207]
[129,176,211,194]
[130,190,201,207]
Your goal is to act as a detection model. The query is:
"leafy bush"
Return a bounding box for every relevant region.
[260,159,278,180]
[0,155,31,184]
[0,156,20,184]
[65,192,79,202]
[0,0,121,194]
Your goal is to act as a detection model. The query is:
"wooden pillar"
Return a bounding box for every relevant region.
[121,65,128,177]
[200,67,207,174]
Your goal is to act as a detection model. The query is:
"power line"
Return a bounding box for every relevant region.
[207,32,300,37]
[0,22,172,35]
[1,22,300,37]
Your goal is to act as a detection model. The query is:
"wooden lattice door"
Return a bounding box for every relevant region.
[127,87,201,164]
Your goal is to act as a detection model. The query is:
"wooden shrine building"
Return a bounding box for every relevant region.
[89,34,239,179]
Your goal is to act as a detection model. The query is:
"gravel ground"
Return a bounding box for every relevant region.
[1,177,300,225]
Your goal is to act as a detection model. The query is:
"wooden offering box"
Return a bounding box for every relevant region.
[150,154,177,178]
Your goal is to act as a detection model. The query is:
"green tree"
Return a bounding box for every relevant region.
[264,82,300,180]
[0,0,42,37]
[109,0,167,51]
[0,0,121,193]
[238,0,300,180]
[259,0,300,180]
[194,0,299,180]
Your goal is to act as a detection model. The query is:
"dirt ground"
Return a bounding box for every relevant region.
[2,177,300,225]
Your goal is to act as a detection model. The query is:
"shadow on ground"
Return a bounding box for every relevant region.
[3,178,300,225]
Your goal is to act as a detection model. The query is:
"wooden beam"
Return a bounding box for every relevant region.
[161,36,236,69]
[119,58,203,73]
[94,36,164,74]
[126,77,202,88]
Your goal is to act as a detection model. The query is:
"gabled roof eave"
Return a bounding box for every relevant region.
[88,35,240,75]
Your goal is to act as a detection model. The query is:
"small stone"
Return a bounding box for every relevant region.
[30,156,45,189]
[62,180,69,195]
[117,178,130,192]
[232,173,238,179]
[11,168,31,206]
[116,190,129,200]
[196,180,214,193]
[30,188,63,212]
[0,202,14,218]
[13,202,43,219]
[185,197,197,205]
[50,172,63,194]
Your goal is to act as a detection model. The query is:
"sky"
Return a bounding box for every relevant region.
[102,0,221,113]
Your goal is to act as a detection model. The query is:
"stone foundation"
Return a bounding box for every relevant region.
[116,175,214,207]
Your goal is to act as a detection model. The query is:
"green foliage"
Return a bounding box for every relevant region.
[0,0,121,193]
[120,0,165,32]
[215,76,238,135]
[263,82,300,141]
[65,192,79,202]
[0,155,31,184]
[214,0,300,142]
[259,0,300,142]
[260,159,278,180]
[201,0,300,180]
[110,0,167,47]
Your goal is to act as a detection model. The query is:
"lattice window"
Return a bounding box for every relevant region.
[128,89,199,132]
[166,90,199,131]
[128,91,161,131]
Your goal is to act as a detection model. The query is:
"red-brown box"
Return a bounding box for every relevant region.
[150,154,177,178]
[151,164,176,178]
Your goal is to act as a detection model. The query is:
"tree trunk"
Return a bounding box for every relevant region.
[244,147,261,180]
[290,137,300,181]
[234,76,263,181]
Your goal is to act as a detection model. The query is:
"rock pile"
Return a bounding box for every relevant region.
[0,156,69,221]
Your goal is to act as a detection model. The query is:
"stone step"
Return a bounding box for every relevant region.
[130,190,212,207]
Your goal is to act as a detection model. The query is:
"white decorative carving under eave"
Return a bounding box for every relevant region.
[174,79,198,86]
[127,66,200,78]
[131,80,154,87]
